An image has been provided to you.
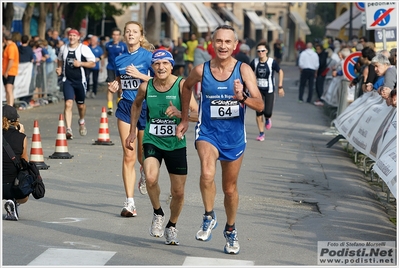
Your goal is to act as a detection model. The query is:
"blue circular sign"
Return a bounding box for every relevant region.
[373,9,391,26]
[343,52,362,81]
[355,2,365,12]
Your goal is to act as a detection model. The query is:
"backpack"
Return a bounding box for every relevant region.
[3,137,45,199]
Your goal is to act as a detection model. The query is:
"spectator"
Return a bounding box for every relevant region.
[298,42,319,103]
[295,37,306,66]
[185,33,198,76]
[389,48,397,67]
[234,44,251,65]
[86,35,104,98]
[2,105,29,221]
[193,37,211,100]
[193,37,211,67]
[370,53,397,100]
[2,32,20,106]
[172,37,186,77]
[314,44,328,106]
[273,39,283,65]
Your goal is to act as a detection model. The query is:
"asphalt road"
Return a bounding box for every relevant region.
[2,63,396,267]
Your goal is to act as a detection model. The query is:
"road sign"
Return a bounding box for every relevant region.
[343,51,362,81]
[365,2,397,29]
[355,2,365,12]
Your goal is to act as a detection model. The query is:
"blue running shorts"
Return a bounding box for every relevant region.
[116,98,147,130]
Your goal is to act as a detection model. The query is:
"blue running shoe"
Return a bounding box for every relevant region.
[223,229,240,254]
[195,214,218,241]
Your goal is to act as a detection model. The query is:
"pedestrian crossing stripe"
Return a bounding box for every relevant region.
[27,248,116,266]
[183,256,254,266]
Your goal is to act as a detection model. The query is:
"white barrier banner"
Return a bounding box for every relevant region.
[334,91,397,198]
[2,62,33,100]
[334,92,383,137]
[348,101,395,161]
[373,145,397,198]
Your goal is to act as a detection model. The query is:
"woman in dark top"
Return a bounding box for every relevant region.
[2,105,29,220]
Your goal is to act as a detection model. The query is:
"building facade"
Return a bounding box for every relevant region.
[111,2,311,62]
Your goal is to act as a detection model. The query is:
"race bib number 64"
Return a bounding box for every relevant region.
[210,100,240,119]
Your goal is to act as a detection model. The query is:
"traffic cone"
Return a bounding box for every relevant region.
[49,114,74,159]
[30,120,50,169]
[93,107,114,145]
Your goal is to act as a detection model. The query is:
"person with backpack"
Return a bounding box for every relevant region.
[249,41,284,141]
[56,29,96,140]
[2,105,28,221]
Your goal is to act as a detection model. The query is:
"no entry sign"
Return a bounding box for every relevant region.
[365,2,397,29]
[343,51,362,81]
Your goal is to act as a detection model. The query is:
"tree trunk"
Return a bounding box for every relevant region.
[22,3,35,37]
[52,3,65,32]
[38,3,49,40]
[3,3,14,31]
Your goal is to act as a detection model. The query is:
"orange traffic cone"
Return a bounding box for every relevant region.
[30,120,50,169]
[49,114,74,159]
[93,107,114,145]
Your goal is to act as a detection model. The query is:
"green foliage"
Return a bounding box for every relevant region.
[314,3,336,26]
[65,3,136,28]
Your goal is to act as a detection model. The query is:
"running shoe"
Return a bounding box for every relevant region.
[256,134,265,141]
[4,199,18,221]
[66,128,73,140]
[314,100,324,106]
[149,213,165,237]
[138,166,147,195]
[195,214,218,241]
[79,121,87,136]
[107,108,113,116]
[265,119,272,130]
[164,226,179,245]
[120,202,137,217]
[223,229,240,254]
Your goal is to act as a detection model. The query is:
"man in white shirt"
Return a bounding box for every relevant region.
[298,42,319,103]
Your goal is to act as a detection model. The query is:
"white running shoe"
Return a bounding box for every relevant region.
[138,166,147,195]
[164,226,179,245]
[149,213,165,237]
[4,199,18,221]
[195,214,218,241]
[120,202,137,217]
[223,229,240,254]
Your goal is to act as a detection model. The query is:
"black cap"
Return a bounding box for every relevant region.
[2,105,19,121]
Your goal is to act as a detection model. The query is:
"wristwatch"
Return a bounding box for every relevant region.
[239,92,248,103]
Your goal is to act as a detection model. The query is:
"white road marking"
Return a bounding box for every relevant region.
[183,256,254,266]
[43,217,86,224]
[27,248,116,266]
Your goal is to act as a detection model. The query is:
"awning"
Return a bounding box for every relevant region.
[326,8,361,37]
[271,20,284,34]
[220,7,243,29]
[162,3,190,33]
[244,10,264,30]
[194,3,222,32]
[181,2,209,33]
[344,12,364,36]
[261,17,276,30]
[207,6,225,27]
[289,11,311,35]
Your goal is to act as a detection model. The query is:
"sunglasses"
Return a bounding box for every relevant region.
[257,50,266,53]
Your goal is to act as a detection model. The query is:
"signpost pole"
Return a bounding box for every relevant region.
[382,29,387,50]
